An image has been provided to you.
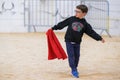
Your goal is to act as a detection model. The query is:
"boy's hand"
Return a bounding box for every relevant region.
[101,38,105,43]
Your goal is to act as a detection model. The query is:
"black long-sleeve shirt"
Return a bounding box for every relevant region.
[52,16,102,44]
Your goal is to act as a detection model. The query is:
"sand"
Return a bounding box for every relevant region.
[0,32,120,80]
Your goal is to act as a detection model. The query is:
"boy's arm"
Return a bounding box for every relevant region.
[85,23,105,43]
[52,17,70,30]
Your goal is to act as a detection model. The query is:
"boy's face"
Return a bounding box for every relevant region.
[75,8,86,19]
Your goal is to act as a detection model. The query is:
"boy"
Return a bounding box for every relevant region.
[51,4,105,78]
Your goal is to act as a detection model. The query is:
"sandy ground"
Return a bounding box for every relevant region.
[0,32,120,80]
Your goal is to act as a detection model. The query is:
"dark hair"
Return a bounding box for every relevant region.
[76,4,88,13]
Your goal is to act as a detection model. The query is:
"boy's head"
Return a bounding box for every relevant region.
[75,4,88,19]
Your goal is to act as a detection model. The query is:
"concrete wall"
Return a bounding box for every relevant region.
[0,0,27,32]
[109,0,120,36]
[0,0,120,36]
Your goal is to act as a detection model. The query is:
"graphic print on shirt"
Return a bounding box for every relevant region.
[72,22,84,32]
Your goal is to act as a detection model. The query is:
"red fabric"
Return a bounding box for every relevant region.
[46,29,67,60]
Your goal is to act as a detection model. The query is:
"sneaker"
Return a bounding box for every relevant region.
[71,70,79,78]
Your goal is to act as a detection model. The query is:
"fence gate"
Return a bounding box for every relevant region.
[24,0,81,32]
[81,0,111,37]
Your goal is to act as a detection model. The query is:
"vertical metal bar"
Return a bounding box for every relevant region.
[55,0,57,24]
[47,1,49,26]
[66,0,67,17]
[72,0,73,16]
[24,0,25,27]
[43,1,45,26]
[53,0,55,26]
[31,0,33,28]
[28,0,31,32]
[106,0,110,32]
[62,0,64,19]
[35,0,37,26]
[39,0,41,27]
[33,0,34,27]
[59,1,61,20]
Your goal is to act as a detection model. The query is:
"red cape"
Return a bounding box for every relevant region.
[46,29,67,60]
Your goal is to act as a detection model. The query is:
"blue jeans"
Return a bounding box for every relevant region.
[66,42,80,71]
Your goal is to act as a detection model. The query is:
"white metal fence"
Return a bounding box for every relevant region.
[24,0,111,37]
[24,0,81,32]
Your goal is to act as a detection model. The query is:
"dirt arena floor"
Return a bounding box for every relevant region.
[0,32,120,80]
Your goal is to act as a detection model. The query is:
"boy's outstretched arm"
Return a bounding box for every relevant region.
[85,23,105,43]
